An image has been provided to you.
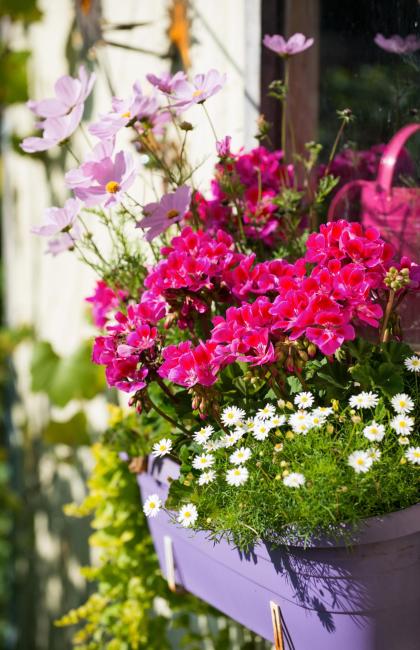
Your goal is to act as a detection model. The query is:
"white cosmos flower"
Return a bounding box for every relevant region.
[143,494,162,518]
[230,447,252,465]
[405,446,420,465]
[391,393,414,414]
[390,415,414,435]
[404,355,420,373]
[349,392,379,409]
[283,472,305,488]
[348,450,373,473]
[226,465,249,486]
[363,421,385,442]
[152,438,173,458]
[256,404,276,420]
[198,469,216,485]
[294,392,314,409]
[269,414,286,428]
[193,425,214,444]
[252,419,273,441]
[221,405,245,427]
[178,503,198,527]
[192,453,215,470]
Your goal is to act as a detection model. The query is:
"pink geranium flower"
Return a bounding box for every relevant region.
[21,66,95,153]
[65,140,136,207]
[374,33,420,54]
[171,70,226,110]
[31,197,81,255]
[86,280,128,328]
[136,185,192,241]
[263,33,314,56]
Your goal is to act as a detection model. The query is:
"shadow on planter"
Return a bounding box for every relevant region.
[138,456,420,650]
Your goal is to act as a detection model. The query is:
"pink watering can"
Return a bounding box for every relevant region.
[328,124,420,347]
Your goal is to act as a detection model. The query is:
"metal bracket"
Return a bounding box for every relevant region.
[163,535,177,592]
[270,600,285,650]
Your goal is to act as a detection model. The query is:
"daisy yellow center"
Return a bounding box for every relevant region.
[106,180,121,194]
[234,469,241,475]
[149,502,156,508]
[166,209,180,219]
[184,511,191,518]
[200,458,207,464]
[414,451,420,458]
[400,420,407,427]
[121,111,131,118]
[193,89,204,97]
[227,413,234,419]
[399,401,406,407]
[356,459,365,465]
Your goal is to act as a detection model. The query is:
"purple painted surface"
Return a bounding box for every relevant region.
[138,457,420,649]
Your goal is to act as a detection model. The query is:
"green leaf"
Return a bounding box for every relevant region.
[371,362,404,397]
[0,0,42,23]
[31,341,105,407]
[43,411,89,446]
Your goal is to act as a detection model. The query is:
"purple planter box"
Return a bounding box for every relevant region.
[138,457,420,649]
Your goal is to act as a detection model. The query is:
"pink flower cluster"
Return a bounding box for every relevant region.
[191,146,295,246]
[92,299,166,392]
[86,281,129,328]
[144,226,243,328]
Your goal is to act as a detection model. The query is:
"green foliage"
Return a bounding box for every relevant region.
[58,443,266,648]
[0,49,31,106]
[43,411,90,447]
[0,0,42,23]
[31,340,106,407]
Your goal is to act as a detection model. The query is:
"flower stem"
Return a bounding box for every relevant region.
[380,290,396,343]
[202,103,218,141]
[147,393,190,435]
[281,58,289,160]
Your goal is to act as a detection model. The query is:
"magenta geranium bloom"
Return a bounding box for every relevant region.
[263,33,314,57]
[65,141,136,207]
[31,197,81,255]
[171,70,226,111]
[374,33,420,54]
[137,185,192,241]
[27,66,95,119]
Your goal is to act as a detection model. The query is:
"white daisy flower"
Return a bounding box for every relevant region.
[283,472,305,488]
[178,504,198,527]
[269,414,286,428]
[391,393,414,414]
[203,439,222,452]
[313,406,333,417]
[349,392,379,409]
[244,418,256,432]
[405,446,420,465]
[390,415,414,436]
[221,405,245,427]
[348,450,373,473]
[367,447,381,462]
[192,453,215,470]
[310,412,327,428]
[198,470,216,485]
[289,411,312,434]
[193,425,214,444]
[143,494,162,518]
[256,404,276,420]
[226,465,249,486]
[404,355,420,373]
[398,436,410,446]
[230,447,252,465]
[252,419,273,441]
[152,438,173,458]
[294,392,314,409]
[363,421,385,442]
[220,432,241,448]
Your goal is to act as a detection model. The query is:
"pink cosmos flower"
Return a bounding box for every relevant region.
[65,140,136,207]
[31,197,81,255]
[374,33,420,54]
[21,66,95,153]
[146,71,187,95]
[263,33,314,57]
[89,82,163,140]
[136,185,192,241]
[20,106,84,153]
[27,66,95,118]
[171,70,226,110]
